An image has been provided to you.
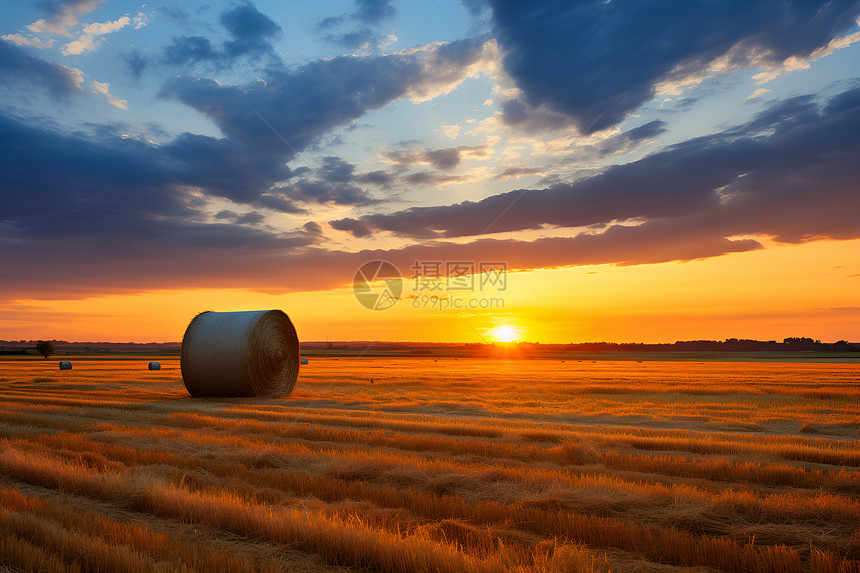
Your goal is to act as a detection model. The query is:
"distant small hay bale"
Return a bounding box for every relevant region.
[58,361,72,370]
[148,362,161,370]
[300,356,308,365]
[180,310,300,398]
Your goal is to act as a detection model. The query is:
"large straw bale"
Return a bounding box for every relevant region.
[180,310,299,397]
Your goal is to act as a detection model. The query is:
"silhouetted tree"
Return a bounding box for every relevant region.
[36,340,54,359]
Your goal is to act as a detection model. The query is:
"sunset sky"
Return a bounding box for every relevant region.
[2,0,859,344]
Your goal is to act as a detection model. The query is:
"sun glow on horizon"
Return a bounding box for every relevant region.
[492,325,519,343]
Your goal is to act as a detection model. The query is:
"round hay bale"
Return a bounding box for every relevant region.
[300,356,309,365]
[180,310,299,398]
[58,361,72,370]
[148,362,161,370]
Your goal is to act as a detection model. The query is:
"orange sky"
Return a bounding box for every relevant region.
[3,237,858,344]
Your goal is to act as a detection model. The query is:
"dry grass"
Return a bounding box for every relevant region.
[0,356,858,572]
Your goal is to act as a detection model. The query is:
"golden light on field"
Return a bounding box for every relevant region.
[0,357,859,571]
[492,325,518,343]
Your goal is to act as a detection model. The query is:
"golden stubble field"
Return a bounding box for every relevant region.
[0,356,858,572]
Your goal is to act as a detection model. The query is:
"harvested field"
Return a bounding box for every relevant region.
[1,357,858,572]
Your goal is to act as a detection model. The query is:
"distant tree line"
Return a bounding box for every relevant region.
[558,338,858,352]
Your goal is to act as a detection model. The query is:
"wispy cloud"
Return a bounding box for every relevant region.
[90,80,127,109]
[746,87,771,100]
[61,16,129,55]
[133,12,149,30]
[1,33,54,49]
[752,20,860,85]
[27,0,104,37]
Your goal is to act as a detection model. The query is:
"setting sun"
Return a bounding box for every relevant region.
[492,325,518,343]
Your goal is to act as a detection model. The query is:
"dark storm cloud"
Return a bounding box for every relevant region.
[356,170,394,186]
[621,120,667,143]
[329,28,381,50]
[302,221,324,237]
[494,166,542,181]
[220,3,281,39]
[320,0,396,28]
[5,82,857,301]
[162,35,217,66]
[0,94,764,301]
[0,40,82,97]
[320,0,396,49]
[164,132,293,206]
[352,0,396,25]
[317,156,357,183]
[0,109,310,243]
[329,218,373,238]
[0,79,402,304]
[368,226,763,272]
[314,156,391,192]
[383,144,488,170]
[0,108,321,298]
[220,2,282,57]
[498,98,579,134]
[122,49,148,79]
[487,0,860,133]
[318,15,345,30]
[274,157,380,206]
[235,212,265,225]
[0,103,331,301]
[161,2,280,67]
[422,149,460,170]
[335,85,860,245]
[10,2,859,304]
[161,38,488,157]
[597,120,667,156]
[0,112,186,239]
[214,210,266,225]
[156,38,485,212]
[403,171,465,187]
[280,179,378,206]
[253,194,306,214]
